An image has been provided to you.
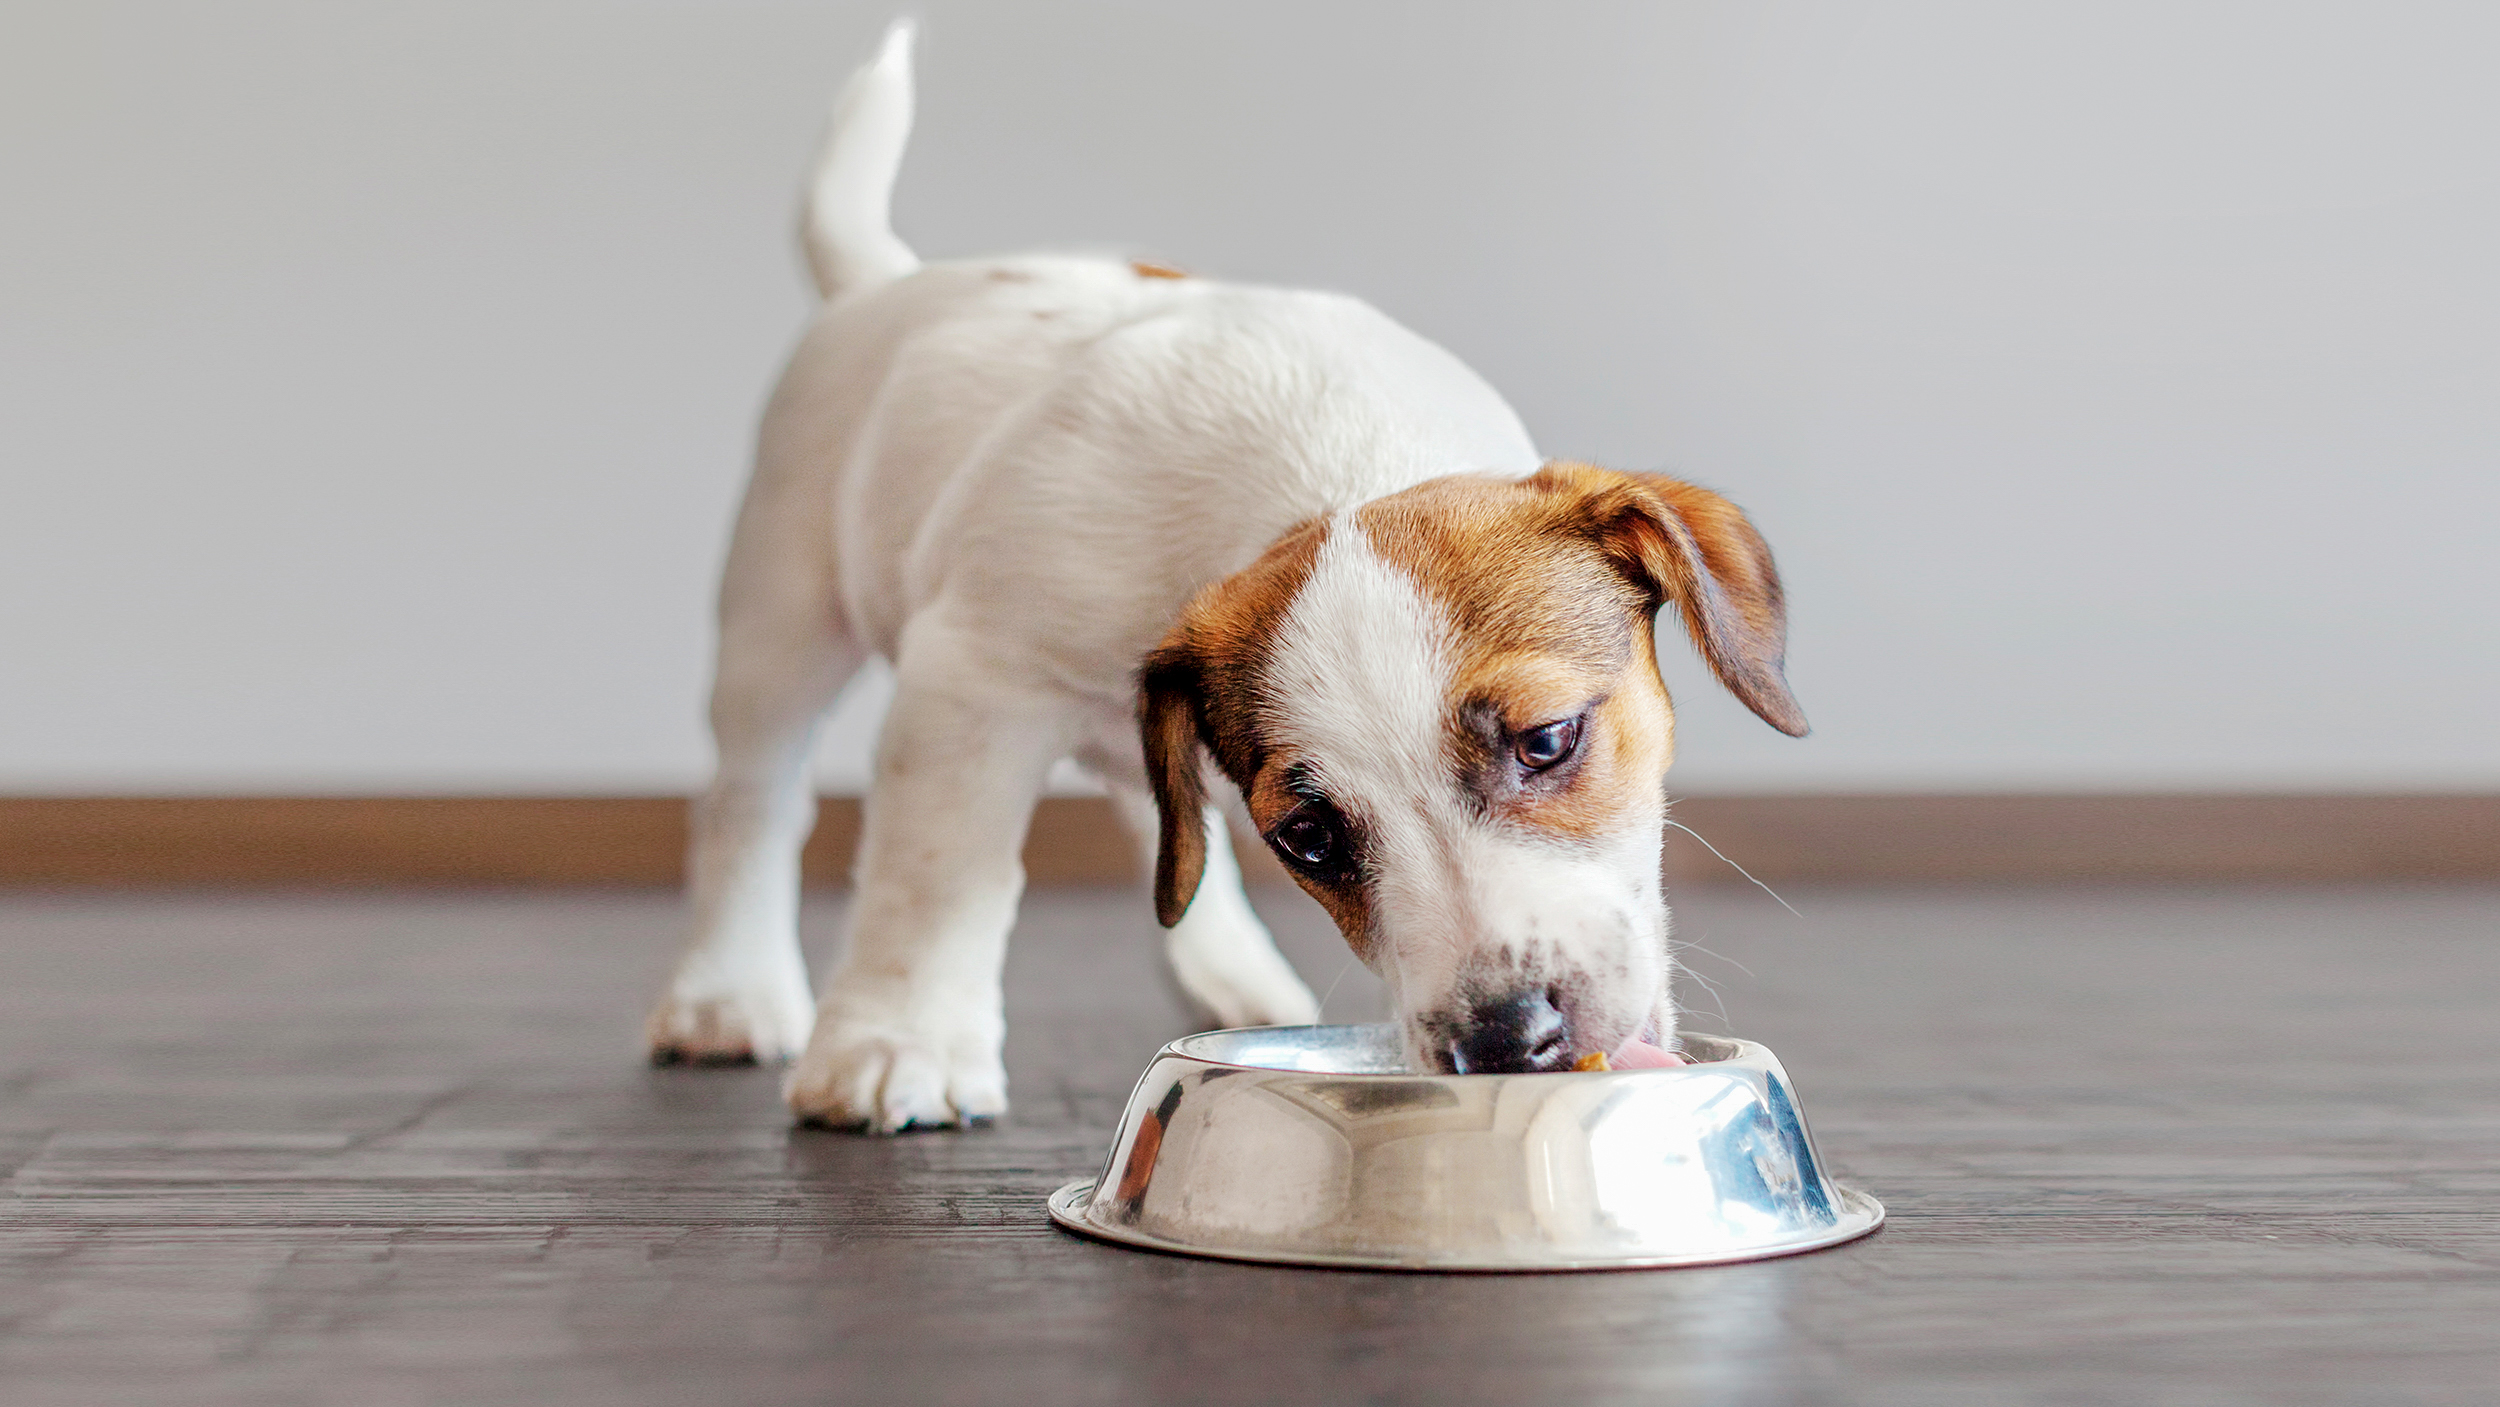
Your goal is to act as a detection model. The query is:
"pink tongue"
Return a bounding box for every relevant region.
[1611,1038,1688,1069]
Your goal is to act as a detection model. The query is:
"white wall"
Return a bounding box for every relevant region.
[5,1,2494,796]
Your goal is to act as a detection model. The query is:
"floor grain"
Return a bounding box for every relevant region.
[2,881,2495,1405]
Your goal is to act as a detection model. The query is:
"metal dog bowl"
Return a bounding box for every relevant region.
[1048,1024,1881,1271]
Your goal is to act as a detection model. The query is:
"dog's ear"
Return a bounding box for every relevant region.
[1137,645,1210,927]
[1538,462,1809,737]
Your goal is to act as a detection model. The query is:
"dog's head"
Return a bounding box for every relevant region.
[1139,463,1805,1073]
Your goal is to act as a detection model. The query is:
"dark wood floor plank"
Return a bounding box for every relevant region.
[3,881,2497,1404]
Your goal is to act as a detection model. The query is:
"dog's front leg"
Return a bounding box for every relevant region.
[1106,787,1319,1029]
[784,615,1076,1132]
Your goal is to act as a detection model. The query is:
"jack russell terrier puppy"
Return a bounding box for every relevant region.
[646,24,1807,1130]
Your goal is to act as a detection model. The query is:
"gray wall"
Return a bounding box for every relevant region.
[5,1,2494,795]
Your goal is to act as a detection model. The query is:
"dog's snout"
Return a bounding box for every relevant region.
[1445,989,1573,1074]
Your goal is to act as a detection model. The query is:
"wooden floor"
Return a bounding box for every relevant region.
[3,881,2496,1405]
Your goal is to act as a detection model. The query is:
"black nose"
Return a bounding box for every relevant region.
[1446,990,1573,1074]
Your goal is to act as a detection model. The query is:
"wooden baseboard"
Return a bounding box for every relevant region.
[0,796,1123,888]
[1651,793,2500,883]
[0,793,2492,887]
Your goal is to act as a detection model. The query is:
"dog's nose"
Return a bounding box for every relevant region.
[1446,990,1573,1074]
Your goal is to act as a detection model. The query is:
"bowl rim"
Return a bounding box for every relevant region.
[1047,1176,1886,1274]
[1157,1022,1759,1080]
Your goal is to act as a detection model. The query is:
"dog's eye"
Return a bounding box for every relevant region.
[1271,804,1345,875]
[1515,718,1581,771]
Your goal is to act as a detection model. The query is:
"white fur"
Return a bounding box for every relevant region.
[801,21,919,299]
[1264,521,1674,1067]
[647,28,1551,1126]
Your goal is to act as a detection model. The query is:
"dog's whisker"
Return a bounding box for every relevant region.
[1315,954,1360,1022]
[1672,962,1735,1031]
[1662,817,1802,918]
[1667,937,1755,980]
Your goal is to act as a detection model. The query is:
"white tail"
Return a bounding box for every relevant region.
[800,20,921,300]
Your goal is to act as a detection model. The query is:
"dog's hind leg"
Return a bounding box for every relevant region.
[1107,786,1320,1030]
[782,607,1079,1131]
[647,551,864,1065]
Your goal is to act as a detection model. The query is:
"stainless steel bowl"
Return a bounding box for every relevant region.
[1048,1024,1881,1271]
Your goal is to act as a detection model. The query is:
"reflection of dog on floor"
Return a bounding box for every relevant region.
[646,23,1808,1130]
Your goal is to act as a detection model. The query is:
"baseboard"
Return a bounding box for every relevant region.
[0,793,2492,888]
[1649,793,2500,883]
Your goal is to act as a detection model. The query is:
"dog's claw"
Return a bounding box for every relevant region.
[649,1046,761,1069]
[645,967,817,1065]
[783,1012,1008,1133]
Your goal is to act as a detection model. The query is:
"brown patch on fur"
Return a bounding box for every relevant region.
[1129,258,1190,280]
[1138,518,1329,928]
[1238,755,1375,959]
[1458,651,1605,733]
[1549,463,1805,737]
[987,267,1035,283]
[1372,464,1803,739]
[1358,476,1675,842]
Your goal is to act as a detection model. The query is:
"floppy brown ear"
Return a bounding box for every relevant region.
[1540,462,1809,737]
[1136,647,1210,927]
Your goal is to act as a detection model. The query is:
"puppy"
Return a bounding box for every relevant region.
[645,24,1807,1130]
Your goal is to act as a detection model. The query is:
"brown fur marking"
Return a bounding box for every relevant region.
[1138,518,1328,928]
[1541,463,1807,737]
[1141,513,1379,956]
[1357,475,1675,843]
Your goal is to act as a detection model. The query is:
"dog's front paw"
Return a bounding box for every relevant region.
[646,954,817,1065]
[782,1006,1007,1133]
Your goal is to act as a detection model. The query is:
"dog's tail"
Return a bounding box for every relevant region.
[799,20,921,300]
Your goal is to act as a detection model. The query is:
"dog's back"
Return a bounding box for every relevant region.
[763,24,1540,693]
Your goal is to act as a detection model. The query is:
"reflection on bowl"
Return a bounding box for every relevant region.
[1048,1024,1881,1271]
